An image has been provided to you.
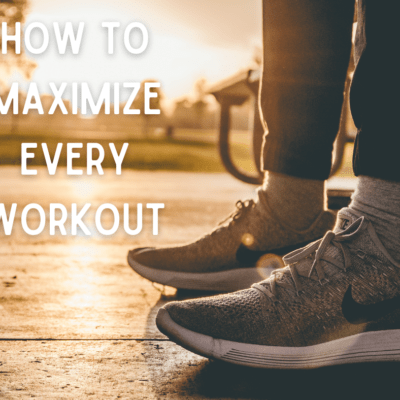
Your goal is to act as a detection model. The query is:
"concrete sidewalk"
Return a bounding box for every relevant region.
[2,168,397,399]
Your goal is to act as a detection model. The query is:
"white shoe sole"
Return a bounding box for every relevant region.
[156,308,400,369]
[128,251,276,292]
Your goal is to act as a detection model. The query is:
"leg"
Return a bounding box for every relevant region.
[156,1,400,369]
[260,0,354,180]
[259,0,354,230]
[348,0,400,262]
[127,0,355,292]
[351,0,400,182]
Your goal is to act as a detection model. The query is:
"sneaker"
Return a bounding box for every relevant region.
[128,192,335,292]
[156,208,400,369]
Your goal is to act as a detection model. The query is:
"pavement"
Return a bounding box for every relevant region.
[2,167,399,399]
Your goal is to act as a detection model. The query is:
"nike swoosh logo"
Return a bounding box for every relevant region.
[342,285,400,324]
[236,239,314,265]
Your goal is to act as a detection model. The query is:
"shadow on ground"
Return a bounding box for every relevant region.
[146,290,399,399]
[166,359,400,399]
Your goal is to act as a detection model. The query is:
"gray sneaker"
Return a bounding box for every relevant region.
[128,194,335,292]
[156,209,400,369]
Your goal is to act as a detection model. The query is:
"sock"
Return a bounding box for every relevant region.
[260,171,326,231]
[349,176,400,263]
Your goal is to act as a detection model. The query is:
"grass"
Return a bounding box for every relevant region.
[0,130,255,173]
[0,128,353,177]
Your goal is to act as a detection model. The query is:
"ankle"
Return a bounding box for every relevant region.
[349,176,400,263]
[261,171,326,231]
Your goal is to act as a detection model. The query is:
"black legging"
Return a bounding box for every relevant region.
[260,0,400,182]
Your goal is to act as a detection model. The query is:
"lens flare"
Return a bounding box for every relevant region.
[241,232,254,246]
[256,253,284,280]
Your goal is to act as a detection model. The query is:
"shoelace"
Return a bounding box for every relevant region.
[217,199,255,226]
[251,220,363,300]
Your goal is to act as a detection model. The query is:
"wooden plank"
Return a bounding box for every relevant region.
[1,340,399,399]
[0,168,255,339]
[0,341,203,399]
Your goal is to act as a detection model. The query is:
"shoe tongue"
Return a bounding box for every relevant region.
[272,209,363,287]
[276,210,359,284]
[333,208,363,233]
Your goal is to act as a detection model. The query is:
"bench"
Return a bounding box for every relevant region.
[208,67,356,210]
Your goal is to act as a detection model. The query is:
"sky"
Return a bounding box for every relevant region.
[11,0,262,104]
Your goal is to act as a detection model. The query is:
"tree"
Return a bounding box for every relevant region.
[132,79,164,136]
[192,77,216,129]
[0,0,36,91]
[1,1,36,134]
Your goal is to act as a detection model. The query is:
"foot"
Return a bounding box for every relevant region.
[156,208,400,369]
[128,192,335,292]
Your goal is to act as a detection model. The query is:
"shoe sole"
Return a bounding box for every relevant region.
[127,251,275,292]
[156,308,400,369]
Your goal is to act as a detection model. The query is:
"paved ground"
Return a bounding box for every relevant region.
[2,167,398,399]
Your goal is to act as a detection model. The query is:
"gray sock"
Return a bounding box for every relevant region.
[262,171,326,231]
[349,176,400,263]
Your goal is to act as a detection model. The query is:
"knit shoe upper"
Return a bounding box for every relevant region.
[162,209,400,347]
[129,192,336,274]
